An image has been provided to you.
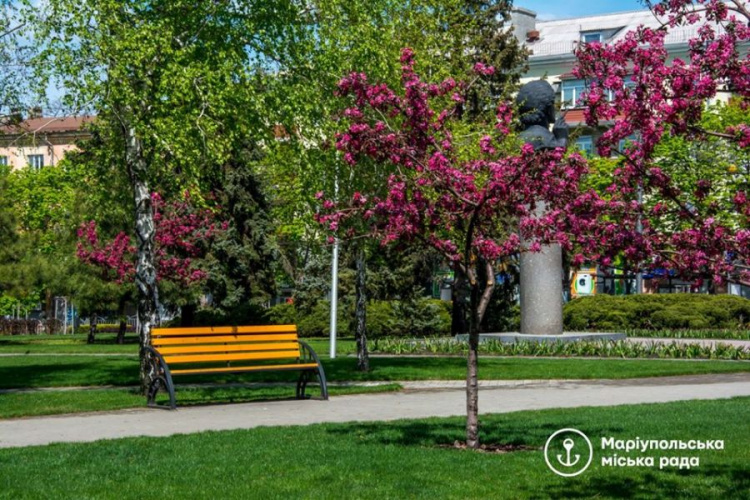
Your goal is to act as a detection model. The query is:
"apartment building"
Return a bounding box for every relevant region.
[510,6,740,296]
[0,114,93,171]
[511,6,731,156]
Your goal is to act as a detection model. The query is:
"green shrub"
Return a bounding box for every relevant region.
[393,298,451,337]
[365,301,398,338]
[264,298,451,338]
[263,303,296,326]
[564,294,750,331]
[94,323,135,333]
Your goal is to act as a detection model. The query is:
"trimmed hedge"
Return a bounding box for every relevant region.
[185,298,451,338]
[94,323,135,334]
[265,298,452,338]
[564,294,750,331]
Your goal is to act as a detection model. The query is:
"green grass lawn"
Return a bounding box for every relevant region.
[0,384,401,420]
[2,334,749,420]
[2,354,749,419]
[2,354,749,390]
[1,397,747,499]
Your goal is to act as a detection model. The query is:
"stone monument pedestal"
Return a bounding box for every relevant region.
[519,242,563,335]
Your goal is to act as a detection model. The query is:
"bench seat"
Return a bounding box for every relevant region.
[144,324,328,409]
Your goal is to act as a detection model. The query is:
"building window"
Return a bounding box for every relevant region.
[28,155,44,170]
[575,136,594,157]
[0,156,7,166]
[561,79,587,108]
[582,32,602,43]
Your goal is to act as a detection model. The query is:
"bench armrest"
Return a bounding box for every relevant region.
[142,345,177,409]
[298,340,322,365]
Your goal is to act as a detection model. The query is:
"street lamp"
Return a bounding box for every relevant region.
[329,176,339,359]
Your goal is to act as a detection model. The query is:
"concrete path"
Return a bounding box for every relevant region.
[1,373,749,449]
[0,379,581,394]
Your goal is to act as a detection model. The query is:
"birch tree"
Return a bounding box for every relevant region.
[24,0,302,387]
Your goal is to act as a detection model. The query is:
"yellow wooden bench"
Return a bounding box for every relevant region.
[144,325,328,409]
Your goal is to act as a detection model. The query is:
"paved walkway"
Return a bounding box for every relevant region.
[0,379,583,394]
[1,373,749,449]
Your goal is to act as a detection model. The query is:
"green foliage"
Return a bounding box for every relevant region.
[187,302,270,328]
[563,294,750,331]
[0,4,31,125]
[22,0,308,324]
[0,160,91,304]
[203,144,277,311]
[261,0,526,286]
[363,299,452,338]
[4,161,82,252]
[0,166,17,268]
[627,101,750,233]
[264,298,451,338]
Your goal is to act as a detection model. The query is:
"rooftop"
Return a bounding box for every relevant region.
[0,116,94,135]
[525,7,718,58]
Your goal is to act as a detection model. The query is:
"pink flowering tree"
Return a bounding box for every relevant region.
[318,49,611,448]
[77,192,226,317]
[574,0,750,284]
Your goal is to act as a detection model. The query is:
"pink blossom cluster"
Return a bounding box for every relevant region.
[574,0,750,282]
[318,49,623,268]
[77,192,227,286]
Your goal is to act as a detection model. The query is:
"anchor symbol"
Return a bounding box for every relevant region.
[557,438,580,467]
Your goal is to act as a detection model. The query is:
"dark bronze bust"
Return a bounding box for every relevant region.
[516,80,568,151]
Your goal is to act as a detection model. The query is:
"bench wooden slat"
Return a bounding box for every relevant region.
[151,334,299,346]
[146,323,328,408]
[152,325,297,336]
[170,363,320,376]
[162,350,300,364]
[156,342,300,355]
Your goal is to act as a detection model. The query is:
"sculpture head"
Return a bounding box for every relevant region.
[516,80,557,130]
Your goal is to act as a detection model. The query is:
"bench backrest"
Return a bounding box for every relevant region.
[150,325,301,365]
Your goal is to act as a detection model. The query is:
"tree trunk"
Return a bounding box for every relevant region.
[464,261,495,449]
[125,125,160,393]
[87,314,97,344]
[181,303,196,327]
[466,272,480,448]
[451,271,469,336]
[116,298,127,345]
[355,246,370,372]
[45,289,53,324]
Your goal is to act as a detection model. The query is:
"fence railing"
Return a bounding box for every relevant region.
[0,318,62,335]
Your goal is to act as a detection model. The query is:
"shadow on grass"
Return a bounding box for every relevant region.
[0,359,138,389]
[322,405,749,498]
[322,408,626,449]
[89,335,139,345]
[545,465,750,499]
[148,383,331,410]
[321,356,469,381]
